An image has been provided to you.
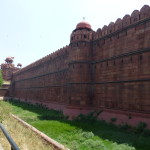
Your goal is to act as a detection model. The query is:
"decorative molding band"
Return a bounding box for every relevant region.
[15,53,68,76]
[14,78,150,90]
[92,47,150,64]
[15,84,67,90]
[69,78,150,85]
[68,47,150,65]
[14,68,68,83]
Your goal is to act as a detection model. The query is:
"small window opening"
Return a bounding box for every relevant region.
[134,18,137,22]
[139,14,141,20]
[130,57,132,62]
[103,39,105,44]
[84,35,87,39]
[139,55,142,61]
[114,60,115,65]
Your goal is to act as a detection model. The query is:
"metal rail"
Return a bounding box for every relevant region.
[0,123,20,150]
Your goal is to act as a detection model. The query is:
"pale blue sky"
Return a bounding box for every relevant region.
[0,0,150,67]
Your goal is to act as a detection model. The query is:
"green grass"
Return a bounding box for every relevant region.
[1,99,150,150]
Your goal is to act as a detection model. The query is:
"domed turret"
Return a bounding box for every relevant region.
[70,19,93,43]
[76,20,91,30]
[5,57,14,64]
[17,63,22,68]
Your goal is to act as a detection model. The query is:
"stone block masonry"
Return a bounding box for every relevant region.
[9,5,150,128]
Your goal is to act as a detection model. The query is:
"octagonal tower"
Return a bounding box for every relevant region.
[70,20,93,43]
[67,20,94,109]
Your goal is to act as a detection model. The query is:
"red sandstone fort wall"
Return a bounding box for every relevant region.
[11,46,70,109]
[9,5,150,126]
[91,5,150,114]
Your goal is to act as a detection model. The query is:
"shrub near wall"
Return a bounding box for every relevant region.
[0,70,3,87]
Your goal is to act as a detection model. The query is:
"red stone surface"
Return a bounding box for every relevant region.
[76,21,91,29]
[1,63,19,81]
[9,5,150,128]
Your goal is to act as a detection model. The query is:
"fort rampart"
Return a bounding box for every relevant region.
[10,5,150,127]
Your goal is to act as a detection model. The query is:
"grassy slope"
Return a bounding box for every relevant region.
[2,100,150,150]
[0,101,54,150]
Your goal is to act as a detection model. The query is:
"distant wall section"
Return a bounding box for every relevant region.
[11,46,70,110]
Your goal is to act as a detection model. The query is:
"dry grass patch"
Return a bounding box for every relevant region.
[0,101,54,150]
[1,117,54,150]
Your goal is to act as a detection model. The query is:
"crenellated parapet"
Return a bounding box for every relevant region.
[122,15,130,27]
[94,5,150,40]
[140,5,150,19]
[14,45,70,77]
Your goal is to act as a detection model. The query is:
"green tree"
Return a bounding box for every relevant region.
[0,69,3,87]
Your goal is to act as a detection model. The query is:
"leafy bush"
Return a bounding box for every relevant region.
[70,140,80,150]
[81,131,94,139]
[112,143,136,150]
[74,110,103,122]
[0,69,3,87]
[119,124,131,130]
[143,129,150,136]
[136,122,147,133]
[82,139,107,150]
[110,118,117,122]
